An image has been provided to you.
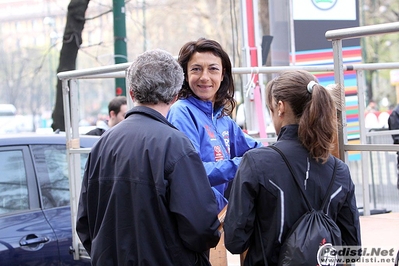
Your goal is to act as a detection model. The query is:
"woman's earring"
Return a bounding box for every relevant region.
[278,111,281,117]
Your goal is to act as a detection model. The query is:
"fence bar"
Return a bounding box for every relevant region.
[331,39,346,161]
[58,62,399,81]
[366,129,399,136]
[344,144,399,152]
[58,62,131,79]
[325,22,399,40]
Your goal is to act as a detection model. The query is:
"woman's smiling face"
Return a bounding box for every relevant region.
[186,52,224,103]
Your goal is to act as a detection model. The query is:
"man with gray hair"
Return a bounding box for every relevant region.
[76,49,221,265]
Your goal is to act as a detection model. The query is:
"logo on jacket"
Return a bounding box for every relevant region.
[205,124,216,140]
[222,131,230,154]
[214,146,224,161]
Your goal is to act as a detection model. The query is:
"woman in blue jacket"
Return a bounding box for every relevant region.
[167,38,262,211]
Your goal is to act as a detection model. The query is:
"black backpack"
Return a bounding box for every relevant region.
[268,145,342,266]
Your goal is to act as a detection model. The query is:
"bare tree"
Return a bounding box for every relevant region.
[51,0,90,132]
[0,46,47,110]
[0,50,25,106]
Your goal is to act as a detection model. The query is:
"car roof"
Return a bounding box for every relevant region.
[0,133,100,148]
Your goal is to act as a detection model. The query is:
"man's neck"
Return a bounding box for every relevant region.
[134,102,171,117]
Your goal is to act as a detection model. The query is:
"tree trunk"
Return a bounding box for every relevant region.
[51,0,90,132]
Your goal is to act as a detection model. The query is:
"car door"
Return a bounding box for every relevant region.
[31,143,91,265]
[0,145,60,264]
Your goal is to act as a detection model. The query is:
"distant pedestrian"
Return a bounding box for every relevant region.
[388,104,399,190]
[86,96,127,136]
[76,49,221,266]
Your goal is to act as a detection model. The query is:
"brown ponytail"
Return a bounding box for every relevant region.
[266,70,337,163]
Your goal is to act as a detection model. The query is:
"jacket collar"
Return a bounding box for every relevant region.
[186,96,223,117]
[125,106,177,129]
[277,124,299,141]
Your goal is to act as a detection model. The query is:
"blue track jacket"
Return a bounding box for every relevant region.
[167,96,262,211]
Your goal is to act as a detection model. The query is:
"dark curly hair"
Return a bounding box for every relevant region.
[177,38,236,117]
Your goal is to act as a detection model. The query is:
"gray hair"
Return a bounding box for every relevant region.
[127,49,184,104]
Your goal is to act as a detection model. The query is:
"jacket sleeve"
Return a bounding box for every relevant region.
[229,118,263,157]
[212,187,229,212]
[223,152,258,254]
[335,171,362,247]
[167,105,262,188]
[205,121,262,187]
[168,148,221,253]
[76,154,92,255]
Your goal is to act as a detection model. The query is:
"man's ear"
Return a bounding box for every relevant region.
[109,110,116,118]
[129,90,135,101]
[170,95,178,105]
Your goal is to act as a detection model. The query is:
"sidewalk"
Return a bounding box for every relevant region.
[225,212,399,266]
[356,212,399,266]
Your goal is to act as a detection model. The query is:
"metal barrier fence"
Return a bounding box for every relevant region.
[58,61,399,223]
[365,129,398,213]
[326,22,399,216]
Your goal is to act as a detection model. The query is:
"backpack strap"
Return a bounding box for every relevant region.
[268,145,337,212]
[321,157,338,211]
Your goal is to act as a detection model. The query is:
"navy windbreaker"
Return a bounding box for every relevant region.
[224,124,361,266]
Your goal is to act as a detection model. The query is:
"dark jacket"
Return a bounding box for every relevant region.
[85,127,106,136]
[76,106,221,266]
[388,104,399,144]
[224,124,361,266]
[86,120,109,136]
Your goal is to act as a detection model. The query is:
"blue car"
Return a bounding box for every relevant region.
[0,133,99,265]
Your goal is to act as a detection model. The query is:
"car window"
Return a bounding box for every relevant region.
[0,150,29,214]
[32,144,88,209]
